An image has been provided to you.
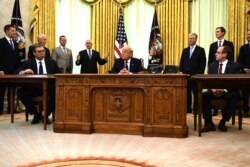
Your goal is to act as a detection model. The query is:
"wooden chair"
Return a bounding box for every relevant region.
[25,96,55,122]
[209,99,243,130]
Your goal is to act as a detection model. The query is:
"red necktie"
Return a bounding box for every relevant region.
[218,63,223,74]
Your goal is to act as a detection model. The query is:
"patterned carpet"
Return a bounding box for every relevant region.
[0,113,250,167]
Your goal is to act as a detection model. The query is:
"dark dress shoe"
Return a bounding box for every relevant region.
[31,118,40,124]
[218,121,227,132]
[201,123,216,133]
[31,114,40,124]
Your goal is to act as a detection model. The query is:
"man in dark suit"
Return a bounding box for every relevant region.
[16,44,59,124]
[0,24,22,114]
[237,29,250,117]
[111,46,142,74]
[28,34,50,59]
[75,40,108,73]
[208,27,234,66]
[202,46,241,133]
[179,33,206,113]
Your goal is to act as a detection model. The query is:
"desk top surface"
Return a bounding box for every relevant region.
[192,74,250,80]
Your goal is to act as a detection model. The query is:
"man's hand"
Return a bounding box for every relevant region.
[0,71,4,75]
[119,68,132,75]
[19,69,34,75]
[76,54,80,61]
[104,52,109,60]
[244,68,250,74]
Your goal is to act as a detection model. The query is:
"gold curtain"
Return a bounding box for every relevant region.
[91,0,120,73]
[157,0,189,65]
[29,0,56,52]
[227,0,248,59]
[91,0,188,73]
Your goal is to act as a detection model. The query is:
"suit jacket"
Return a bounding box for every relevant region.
[16,58,59,74]
[111,57,142,73]
[209,60,240,74]
[208,40,234,65]
[237,43,250,72]
[179,45,206,75]
[28,45,50,59]
[51,46,73,73]
[0,37,21,74]
[208,60,241,97]
[75,49,107,73]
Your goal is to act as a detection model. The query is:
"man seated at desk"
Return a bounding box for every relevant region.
[111,46,142,74]
[202,46,241,132]
[16,44,59,124]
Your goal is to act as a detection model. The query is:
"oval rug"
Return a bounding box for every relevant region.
[19,157,154,167]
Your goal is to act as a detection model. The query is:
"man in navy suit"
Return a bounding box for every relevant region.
[16,44,59,124]
[208,27,234,66]
[202,46,241,133]
[75,40,108,73]
[179,33,206,113]
[237,29,250,117]
[0,24,22,114]
[111,46,142,74]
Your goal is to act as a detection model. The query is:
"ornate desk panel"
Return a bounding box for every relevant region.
[53,74,188,138]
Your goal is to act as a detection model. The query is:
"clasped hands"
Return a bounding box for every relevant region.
[19,69,34,75]
[211,89,225,97]
[244,68,250,74]
[119,68,132,75]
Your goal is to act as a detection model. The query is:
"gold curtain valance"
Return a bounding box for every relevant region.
[82,0,167,6]
[82,0,134,6]
[144,0,165,5]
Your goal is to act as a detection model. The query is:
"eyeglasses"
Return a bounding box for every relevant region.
[35,50,45,53]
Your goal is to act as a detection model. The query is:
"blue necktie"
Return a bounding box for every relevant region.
[39,61,44,74]
[9,40,14,50]
[189,47,193,58]
[88,49,92,60]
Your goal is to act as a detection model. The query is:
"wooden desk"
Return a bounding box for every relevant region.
[0,75,55,130]
[192,74,250,136]
[54,74,188,138]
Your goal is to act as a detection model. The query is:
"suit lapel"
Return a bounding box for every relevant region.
[224,61,232,74]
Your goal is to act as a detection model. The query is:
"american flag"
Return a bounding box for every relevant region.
[114,7,128,58]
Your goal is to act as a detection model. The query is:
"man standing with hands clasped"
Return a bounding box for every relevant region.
[51,35,73,73]
[0,24,21,115]
[179,33,206,113]
[75,39,108,73]
[208,27,234,66]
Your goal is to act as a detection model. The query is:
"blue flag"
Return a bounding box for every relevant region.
[11,0,26,62]
[148,10,163,65]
